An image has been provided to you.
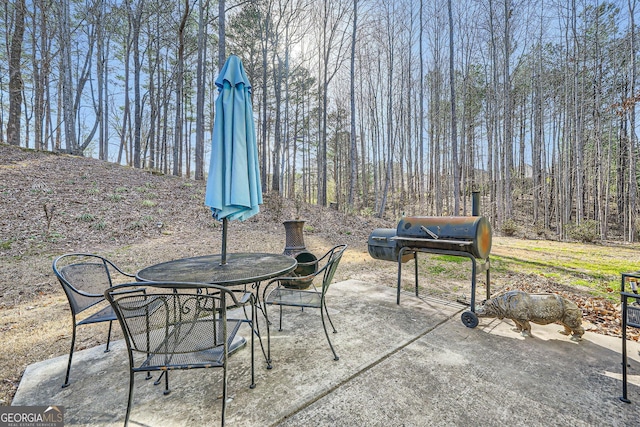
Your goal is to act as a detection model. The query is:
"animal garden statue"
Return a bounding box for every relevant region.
[475,290,584,341]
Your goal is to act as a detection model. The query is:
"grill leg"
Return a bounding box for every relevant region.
[397,247,418,304]
[414,251,419,297]
[396,252,402,305]
[486,259,491,300]
[470,257,477,311]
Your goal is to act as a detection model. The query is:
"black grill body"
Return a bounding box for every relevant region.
[367,216,492,329]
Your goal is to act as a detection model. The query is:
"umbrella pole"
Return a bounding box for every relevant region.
[221,217,228,265]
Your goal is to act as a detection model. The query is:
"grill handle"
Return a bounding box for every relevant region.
[420,225,439,240]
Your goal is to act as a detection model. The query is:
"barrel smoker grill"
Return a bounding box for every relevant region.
[368,216,492,328]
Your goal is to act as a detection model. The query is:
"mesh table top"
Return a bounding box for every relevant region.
[136,253,297,286]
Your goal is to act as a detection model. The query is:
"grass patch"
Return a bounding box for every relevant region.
[432,254,467,264]
[92,221,107,230]
[427,265,447,275]
[0,239,13,250]
[491,237,640,300]
[141,200,157,207]
[47,231,65,242]
[108,194,124,202]
[76,213,95,222]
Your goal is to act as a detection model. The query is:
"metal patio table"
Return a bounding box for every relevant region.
[136,252,297,368]
[136,252,297,286]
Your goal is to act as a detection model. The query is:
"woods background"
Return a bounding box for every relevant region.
[1,0,639,241]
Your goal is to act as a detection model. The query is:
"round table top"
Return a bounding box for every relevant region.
[136,252,297,286]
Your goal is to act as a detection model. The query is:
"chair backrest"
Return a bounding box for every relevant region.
[105,283,240,362]
[319,245,347,295]
[53,253,128,315]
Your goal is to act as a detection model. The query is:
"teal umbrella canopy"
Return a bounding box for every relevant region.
[205,55,262,263]
[205,55,262,221]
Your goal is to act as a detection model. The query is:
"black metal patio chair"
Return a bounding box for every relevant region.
[53,253,136,388]
[262,244,347,362]
[105,281,259,427]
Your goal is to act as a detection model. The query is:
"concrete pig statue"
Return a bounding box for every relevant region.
[475,290,584,341]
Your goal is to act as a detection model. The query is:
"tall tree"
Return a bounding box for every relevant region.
[59,0,78,153]
[132,0,145,169]
[7,0,25,146]
[194,0,209,180]
[348,0,358,208]
[448,0,459,214]
[219,0,226,69]
[315,0,351,206]
[174,0,190,176]
[627,0,637,241]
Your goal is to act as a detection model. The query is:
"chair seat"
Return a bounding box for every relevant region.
[265,288,322,308]
[76,304,117,326]
[136,318,244,371]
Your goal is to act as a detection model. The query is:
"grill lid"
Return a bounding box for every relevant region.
[395,216,492,259]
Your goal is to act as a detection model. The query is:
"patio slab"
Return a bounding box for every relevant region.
[12,279,640,426]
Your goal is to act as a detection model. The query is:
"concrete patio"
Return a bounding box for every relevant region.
[12,280,640,426]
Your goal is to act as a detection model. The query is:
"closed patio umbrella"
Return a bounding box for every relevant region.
[205,55,262,264]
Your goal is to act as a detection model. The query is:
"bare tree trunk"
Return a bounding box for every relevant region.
[419,0,425,204]
[502,0,513,219]
[628,0,638,241]
[378,0,395,218]
[7,0,25,146]
[194,0,208,180]
[488,0,498,223]
[31,3,44,150]
[96,2,106,160]
[260,2,271,193]
[173,1,190,176]
[272,56,282,192]
[118,1,133,165]
[219,0,225,68]
[60,0,78,153]
[448,0,459,214]
[132,1,144,168]
[348,0,358,208]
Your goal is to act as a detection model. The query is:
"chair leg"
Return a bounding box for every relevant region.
[221,361,228,427]
[163,371,170,395]
[263,303,273,369]
[250,301,256,388]
[252,301,271,369]
[62,322,77,388]
[152,371,170,394]
[323,302,338,334]
[124,370,135,427]
[320,303,339,361]
[279,305,283,331]
[104,320,113,353]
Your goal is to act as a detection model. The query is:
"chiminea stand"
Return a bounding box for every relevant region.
[394,242,491,328]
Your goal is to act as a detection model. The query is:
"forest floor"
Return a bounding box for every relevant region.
[1,142,639,406]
